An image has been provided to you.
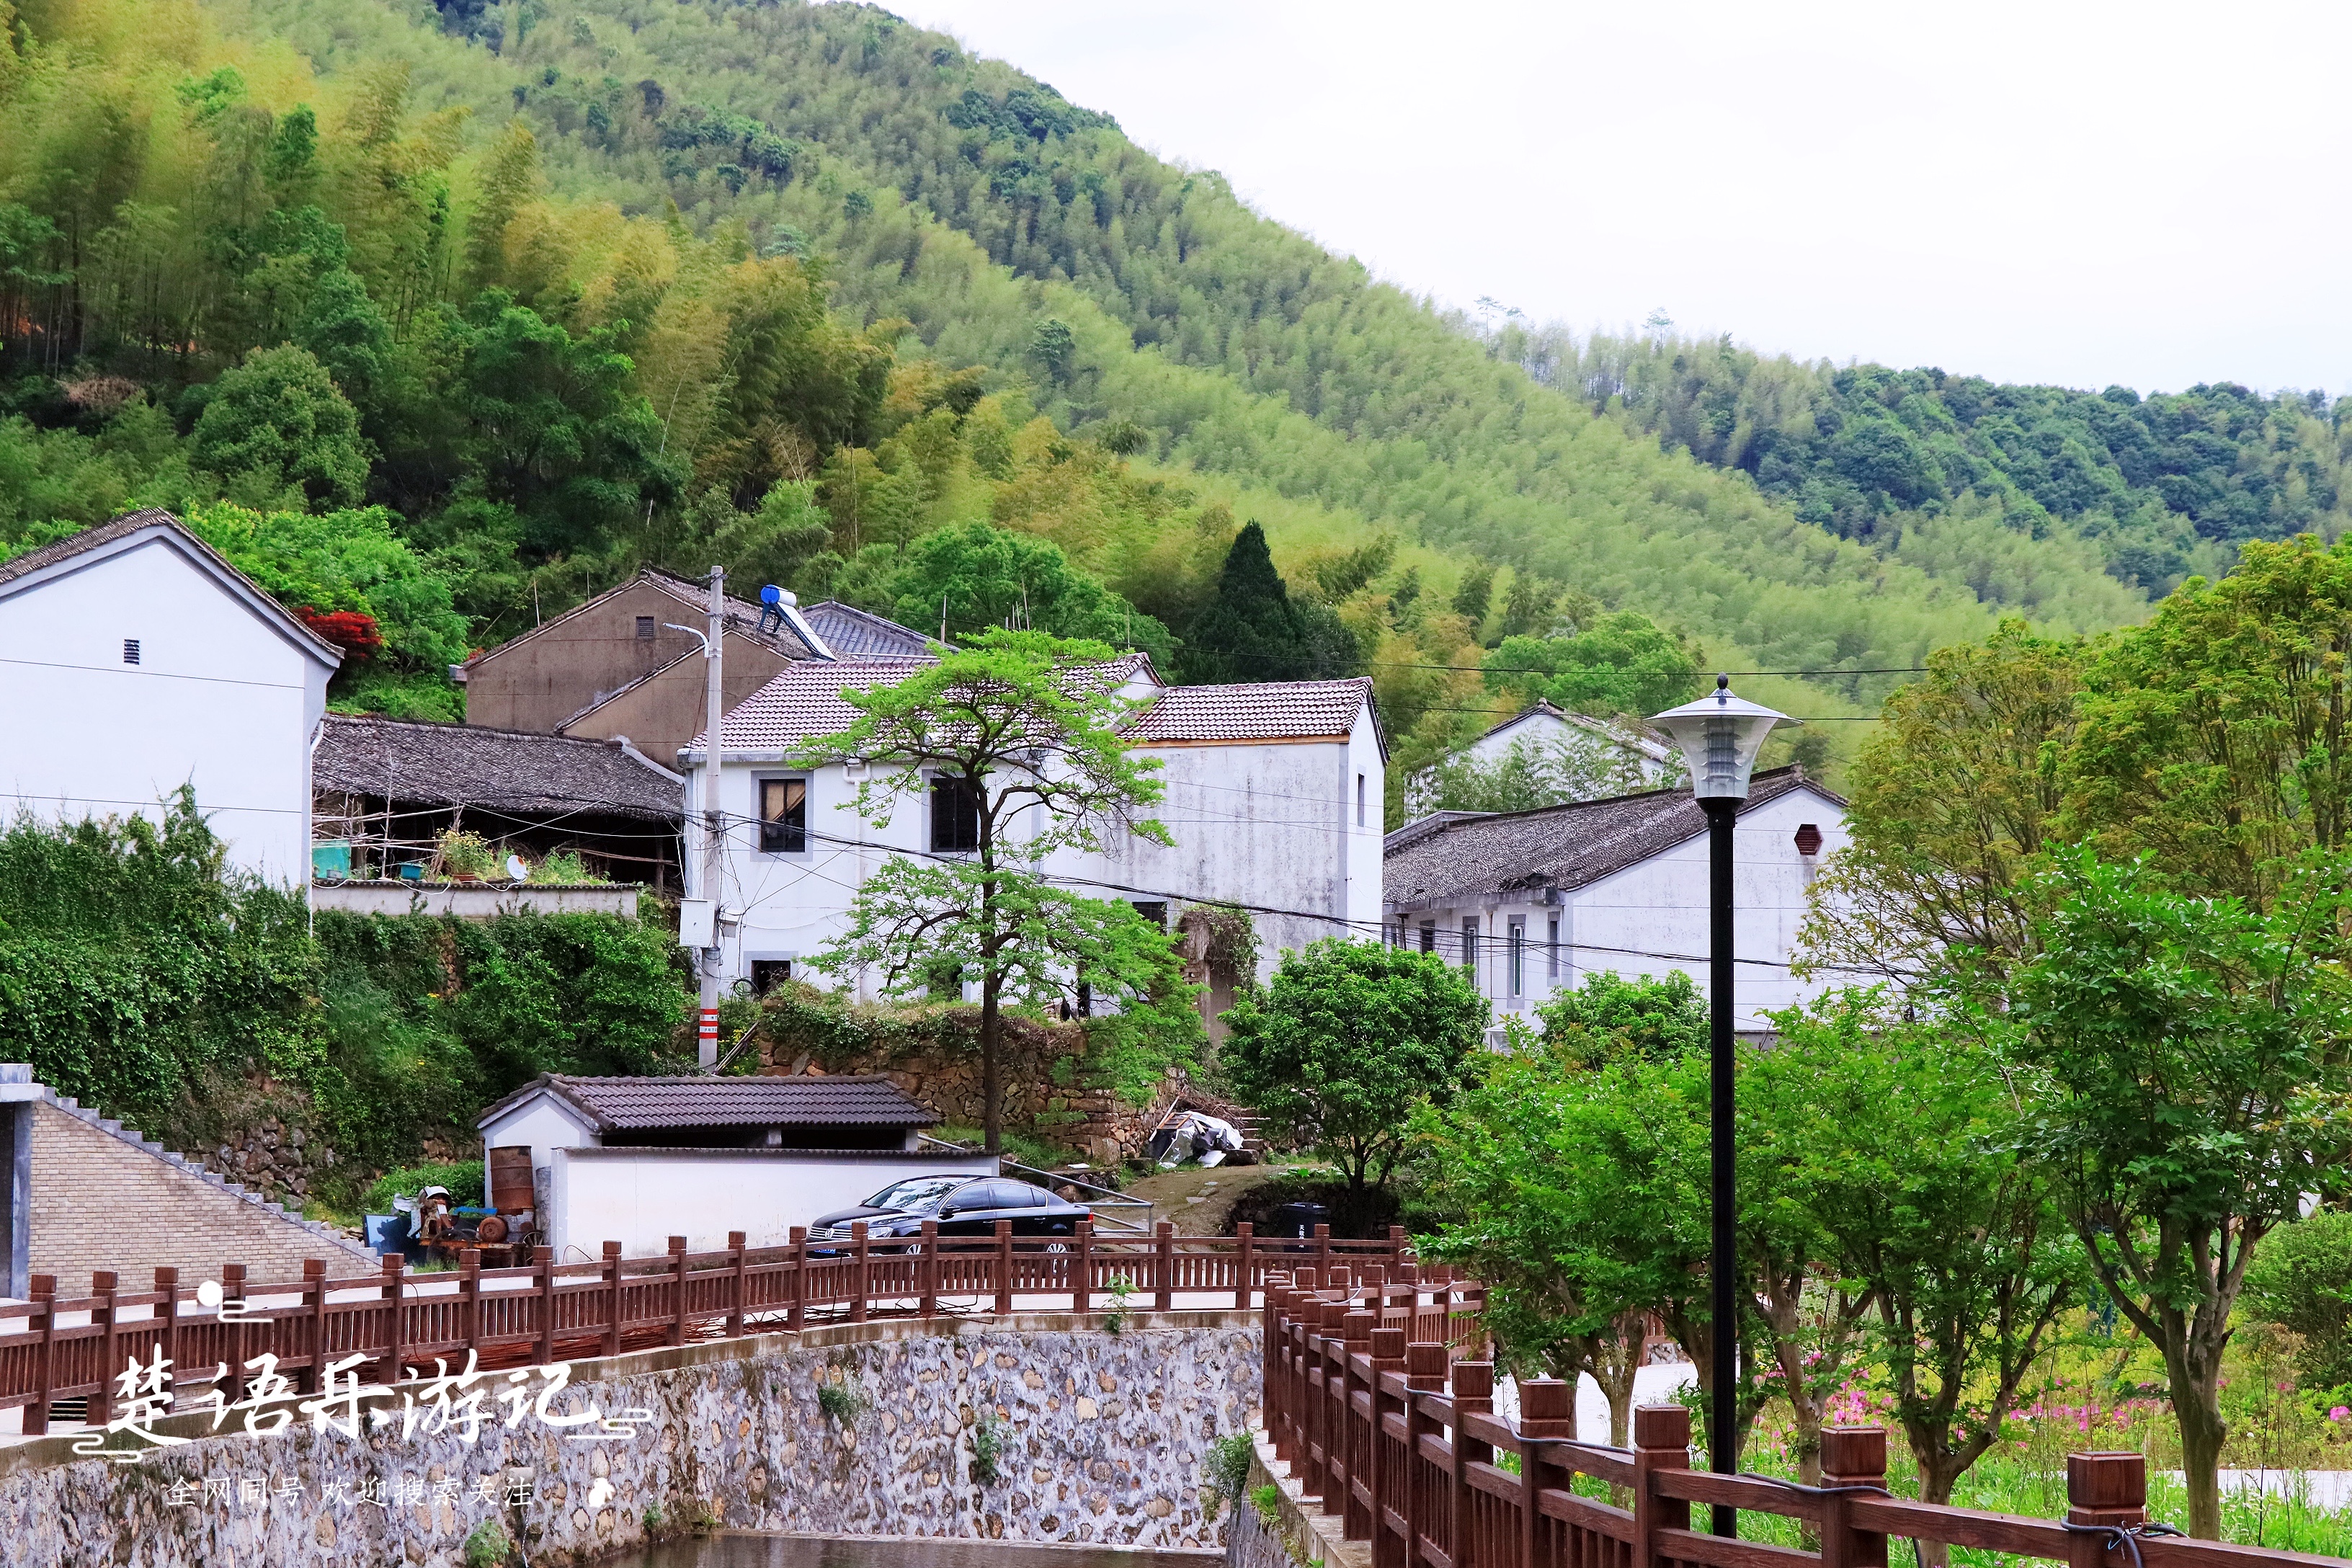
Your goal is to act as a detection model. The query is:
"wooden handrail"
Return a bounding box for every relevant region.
[1252,1286,2350,1568]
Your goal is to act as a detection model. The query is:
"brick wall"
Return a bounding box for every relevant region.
[29,1098,376,1294]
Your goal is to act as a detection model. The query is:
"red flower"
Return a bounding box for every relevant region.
[296,607,385,661]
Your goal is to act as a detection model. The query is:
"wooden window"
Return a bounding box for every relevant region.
[759,777,807,853]
[634,615,655,639]
[930,774,981,852]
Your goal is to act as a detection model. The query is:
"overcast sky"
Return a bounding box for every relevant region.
[890,1,2351,398]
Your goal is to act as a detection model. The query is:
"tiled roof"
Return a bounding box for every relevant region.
[801,600,935,658]
[317,713,685,820]
[477,1074,937,1133]
[1123,677,1373,744]
[699,657,937,752]
[1382,766,1845,911]
[466,567,825,672]
[0,509,345,664]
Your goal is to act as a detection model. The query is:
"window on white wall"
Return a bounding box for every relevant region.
[930,773,981,852]
[1356,772,1366,827]
[1418,922,1435,953]
[1507,918,1525,997]
[1547,916,1560,981]
[1461,917,1479,981]
[757,776,808,853]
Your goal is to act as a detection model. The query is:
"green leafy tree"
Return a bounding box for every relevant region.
[883,522,1172,662]
[1223,940,1485,1200]
[1484,611,1700,719]
[190,344,373,509]
[2009,850,2352,1538]
[1768,990,2080,1520]
[2245,1211,2352,1393]
[1797,620,2087,988]
[2065,535,2352,910]
[1534,969,1706,1067]
[791,630,1195,1152]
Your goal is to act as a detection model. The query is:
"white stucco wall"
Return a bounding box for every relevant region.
[547,1146,999,1258]
[703,706,1386,993]
[0,532,332,884]
[1396,784,1850,1034]
[479,1093,602,1188]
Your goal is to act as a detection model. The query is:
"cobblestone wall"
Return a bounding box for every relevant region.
[0,1309,1259,1567]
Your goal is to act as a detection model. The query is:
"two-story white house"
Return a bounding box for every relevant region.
[680,652,1386,1000]
[1382,765,1849,1035]
[0,510,342,884]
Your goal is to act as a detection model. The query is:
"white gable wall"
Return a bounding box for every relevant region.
[0,534,331,883]
[704,707,1386,996]
[1395,785,1849,1034]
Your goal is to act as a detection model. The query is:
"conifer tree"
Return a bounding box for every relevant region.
[1179,520,1308,684]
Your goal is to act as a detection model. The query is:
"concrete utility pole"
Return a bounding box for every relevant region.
[698,564,726,1067]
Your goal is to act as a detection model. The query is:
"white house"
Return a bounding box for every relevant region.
[1405,700,1678,814]
[680,653,1386,997]
[0,510,341,883]
[476,1073,994,1259]
[1382,765,1849,1034]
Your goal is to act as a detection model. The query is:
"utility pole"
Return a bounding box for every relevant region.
[697,564,726,1067]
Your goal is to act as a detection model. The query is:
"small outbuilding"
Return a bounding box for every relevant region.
[476,1074,996,1260]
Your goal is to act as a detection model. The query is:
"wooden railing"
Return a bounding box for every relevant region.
[1261,1273,2343,1568]
[0,1220,1419,1436]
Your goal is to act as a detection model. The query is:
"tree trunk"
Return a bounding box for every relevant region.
[979,968,1002,1155]
[1592,1313,1651,1450]
[1912,1448,1967,1568]
[2170,1342,2229,1539]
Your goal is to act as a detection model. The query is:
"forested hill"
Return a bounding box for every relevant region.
[1,0,2309,792]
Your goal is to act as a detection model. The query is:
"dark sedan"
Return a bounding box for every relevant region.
[807,1175,1091,1250]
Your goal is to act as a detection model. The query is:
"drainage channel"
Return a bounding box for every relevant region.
[600,1535,1221,1568]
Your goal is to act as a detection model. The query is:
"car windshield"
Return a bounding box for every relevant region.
[862,1177,969,1214]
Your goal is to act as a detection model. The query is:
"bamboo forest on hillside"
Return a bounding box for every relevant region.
[0,0,2343,819]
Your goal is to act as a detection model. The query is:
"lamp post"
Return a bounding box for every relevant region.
[1650,674,1796,1537]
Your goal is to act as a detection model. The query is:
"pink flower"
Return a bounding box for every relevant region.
[2330,1406,2349,1423]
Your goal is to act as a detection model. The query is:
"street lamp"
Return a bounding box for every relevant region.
[1650,674,1797,1536]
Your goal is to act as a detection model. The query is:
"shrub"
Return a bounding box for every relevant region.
[1202,1430,1255,1512]
[461,1520,511,1568]
[2246,1211,2352,1389]
[817,1378,865,1423]
[971,1410,1003,1484]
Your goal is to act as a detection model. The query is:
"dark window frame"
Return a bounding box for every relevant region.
[756,774,810,855]
[929,772,983,853]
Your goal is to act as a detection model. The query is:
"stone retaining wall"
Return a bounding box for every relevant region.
[0,1309,1259,1567]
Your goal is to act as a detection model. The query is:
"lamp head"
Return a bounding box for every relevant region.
[1649,674,1798,802]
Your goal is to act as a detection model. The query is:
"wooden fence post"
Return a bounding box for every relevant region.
[851,1222,871,1325]
[533,1247,556,1366]
[1632,1403,1693,1568]
[994,1221,1015,1317]
[726,1231,747,1340]
[222,1263,248,1406]
[787,1227,806,1331]
[1389,1224,1407,1275]
[1155,1220,1175,1312]
[153,1268,180,1393]
[1448,1360,1494,1568]
[1315,1223,1332,1281]
[1072,1220,1091,1316]
[302,1260,328,1393]
[1262,1282,1289,1450]
[1402,1341,1447,1568]
[460,1249,483,1362]
[1235,1221,1254,1309]
[1342,1309,1378,1539]
[1517,1378,1575,1568]
[2064,1452,2146,1568]
[602,1241,624,1358]
[1368,1327,1407,1568]
[380,1255,404,1385]
[25,1274,54,1435]
[667,1236,688,1348]
[89,1272,118,1425]
[921,1221,940,1318]
[1819,1425,1889,1568]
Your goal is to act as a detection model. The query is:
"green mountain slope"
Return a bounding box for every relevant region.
[236,0,2134,700]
